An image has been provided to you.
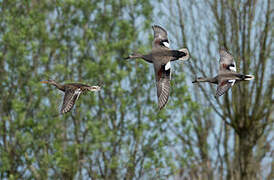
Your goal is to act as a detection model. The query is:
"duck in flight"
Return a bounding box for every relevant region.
[125,25,190,110]
[192,49,254,97]
[41,80,101,114]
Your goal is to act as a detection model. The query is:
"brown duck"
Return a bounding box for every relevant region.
[126,25,190,109]
[192,49,254,97]
[41,80,101,114]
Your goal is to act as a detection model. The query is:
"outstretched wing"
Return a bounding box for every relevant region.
[152,25,168,40]
[215,80,233,97]
[154,62,171,110]
[61,89,81,114]
[219,49,236,73]
[152,25,170,49]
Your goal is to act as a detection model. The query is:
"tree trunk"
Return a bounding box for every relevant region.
[238,130,253,180]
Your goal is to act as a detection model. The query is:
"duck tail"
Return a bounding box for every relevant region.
[88,85,101,92]
[244,75,255,81]
[178,48,190,61]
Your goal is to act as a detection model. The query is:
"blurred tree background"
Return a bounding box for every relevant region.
[0,0,273,179]
[158,0,273,179]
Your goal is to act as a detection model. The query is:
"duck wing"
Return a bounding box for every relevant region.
[154,62,171,110]
[219,49,236,73]
[61,89,81,114]
[215,80,233,97]
[152,25,170,49]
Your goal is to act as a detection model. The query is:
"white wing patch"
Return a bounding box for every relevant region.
[229,62,236,72]
[229,66,236,72]
[163,42,170,48]
[165,61,171,70]
[228,80,236,86]
[75,88,81,100]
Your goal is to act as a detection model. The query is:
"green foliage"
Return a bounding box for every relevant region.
[0,0,196,179]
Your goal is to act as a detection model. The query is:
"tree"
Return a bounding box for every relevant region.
[0,0,181,179]
[160,0,273,179]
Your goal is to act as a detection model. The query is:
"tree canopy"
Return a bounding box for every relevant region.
[0,0,273,179]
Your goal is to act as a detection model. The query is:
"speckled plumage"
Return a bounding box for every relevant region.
[41,80,101,114]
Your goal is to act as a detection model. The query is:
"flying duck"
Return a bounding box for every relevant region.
[192,49,254,97]
[41,80,101,114]
[125,25,190,109]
